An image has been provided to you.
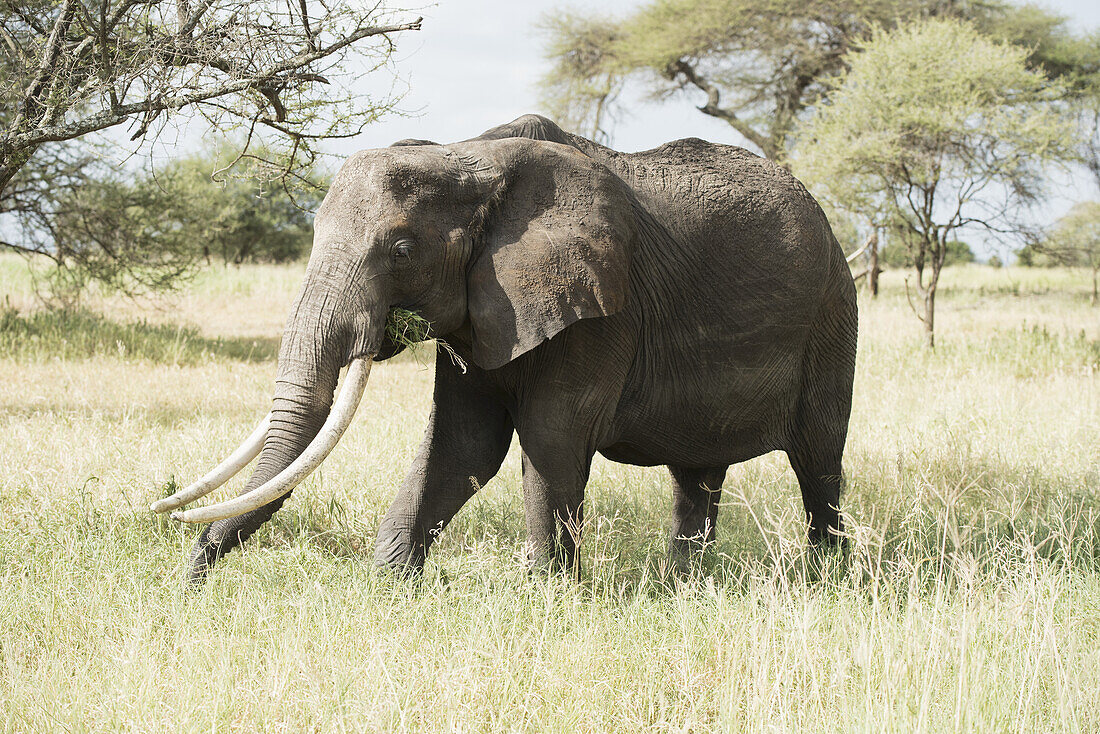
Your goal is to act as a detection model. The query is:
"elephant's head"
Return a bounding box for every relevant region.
[151,137,638,575]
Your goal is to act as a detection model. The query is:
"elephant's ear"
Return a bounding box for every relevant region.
[464,139,637,370]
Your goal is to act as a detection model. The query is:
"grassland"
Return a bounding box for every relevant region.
[1,254,1098,732]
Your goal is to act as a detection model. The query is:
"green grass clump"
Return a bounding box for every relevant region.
[384,307,432,349]
[385,307,467,370]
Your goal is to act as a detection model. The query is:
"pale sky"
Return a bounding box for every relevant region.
[333,0,1100,254]
[345,0,715,153]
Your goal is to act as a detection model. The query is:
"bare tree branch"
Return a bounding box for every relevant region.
[0,0,420,296]
[0,2,422,193]
[665,59,774,159]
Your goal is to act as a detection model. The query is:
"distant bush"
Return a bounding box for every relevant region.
[160,154,327,266]
[63,153,327,269]
[879,238,976,268]
[7,150,328,300]
[1017,201,1100,304]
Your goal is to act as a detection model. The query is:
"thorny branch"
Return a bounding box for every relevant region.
[0,0,423,195]
[664,58,774,159]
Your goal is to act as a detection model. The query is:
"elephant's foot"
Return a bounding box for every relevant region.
[665,531,719,582]
[523,537,581,580]
[373,524,428,576]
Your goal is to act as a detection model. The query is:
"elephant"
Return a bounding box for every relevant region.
[152,114,858,584]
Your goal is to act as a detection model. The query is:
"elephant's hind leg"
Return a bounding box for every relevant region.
[788,279,856,547]
[787,383,851,547]
[374,349,513,573]
[787,449,845,546]
[668,465,728,574]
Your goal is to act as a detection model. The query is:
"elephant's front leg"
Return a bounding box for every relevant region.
[374,352,513,573]
[518,439,592,576]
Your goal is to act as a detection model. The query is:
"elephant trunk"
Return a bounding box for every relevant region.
[182,267,382,582]
[175,358,371,524]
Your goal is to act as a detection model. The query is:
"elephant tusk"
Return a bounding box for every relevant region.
[170,357,373,524]
[150,414,272,514]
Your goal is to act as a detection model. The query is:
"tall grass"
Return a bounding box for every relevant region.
[1,258,1098,732]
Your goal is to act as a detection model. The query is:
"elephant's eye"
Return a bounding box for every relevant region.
[393,239,414,263]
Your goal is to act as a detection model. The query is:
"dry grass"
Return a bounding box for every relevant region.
[1,254,1098,732]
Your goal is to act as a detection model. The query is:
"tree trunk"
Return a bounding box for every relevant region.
[1092,267,1098,306]
[922,237,946,349]
[869,232,881,297]
[924,288,936,348]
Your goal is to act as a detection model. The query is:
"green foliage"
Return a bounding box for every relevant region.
[1020,201,1100,302]
[973,4,1100,93]
[1019,203,1100,271]
[157,154,326,266]
[385,308,433,349]
[1042,201,1100,268]
[537,0,1095,160]
[385,307,468,369]
[43,162,201,296]
[27,151,327,298]
[944,240,976,266]
[795,19,1074,214]
[537,13,624,141]
[879,239,975,268]
[1016,245,1040,267]
[541,0,901,158]
[794,18,1077,342]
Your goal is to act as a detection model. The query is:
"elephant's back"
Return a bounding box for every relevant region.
[608,138,843,326]
[619,138,834,272]
[475,116,840,286]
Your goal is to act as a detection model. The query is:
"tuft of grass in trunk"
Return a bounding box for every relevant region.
[384,308,432,349]
[385,307,467,371]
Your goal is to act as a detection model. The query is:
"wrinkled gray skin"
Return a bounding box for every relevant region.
[188,114,857,583]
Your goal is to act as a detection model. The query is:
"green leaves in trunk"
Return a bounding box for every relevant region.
[384,308,432,349]
[383,308,467,372]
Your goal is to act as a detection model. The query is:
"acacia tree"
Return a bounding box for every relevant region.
[1035,202,1100,305]
[794,19,1075,347]
[0,0,419,290]
[538,0,1087,164]
[1076,66,1100,193]
[540,0,905,160]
